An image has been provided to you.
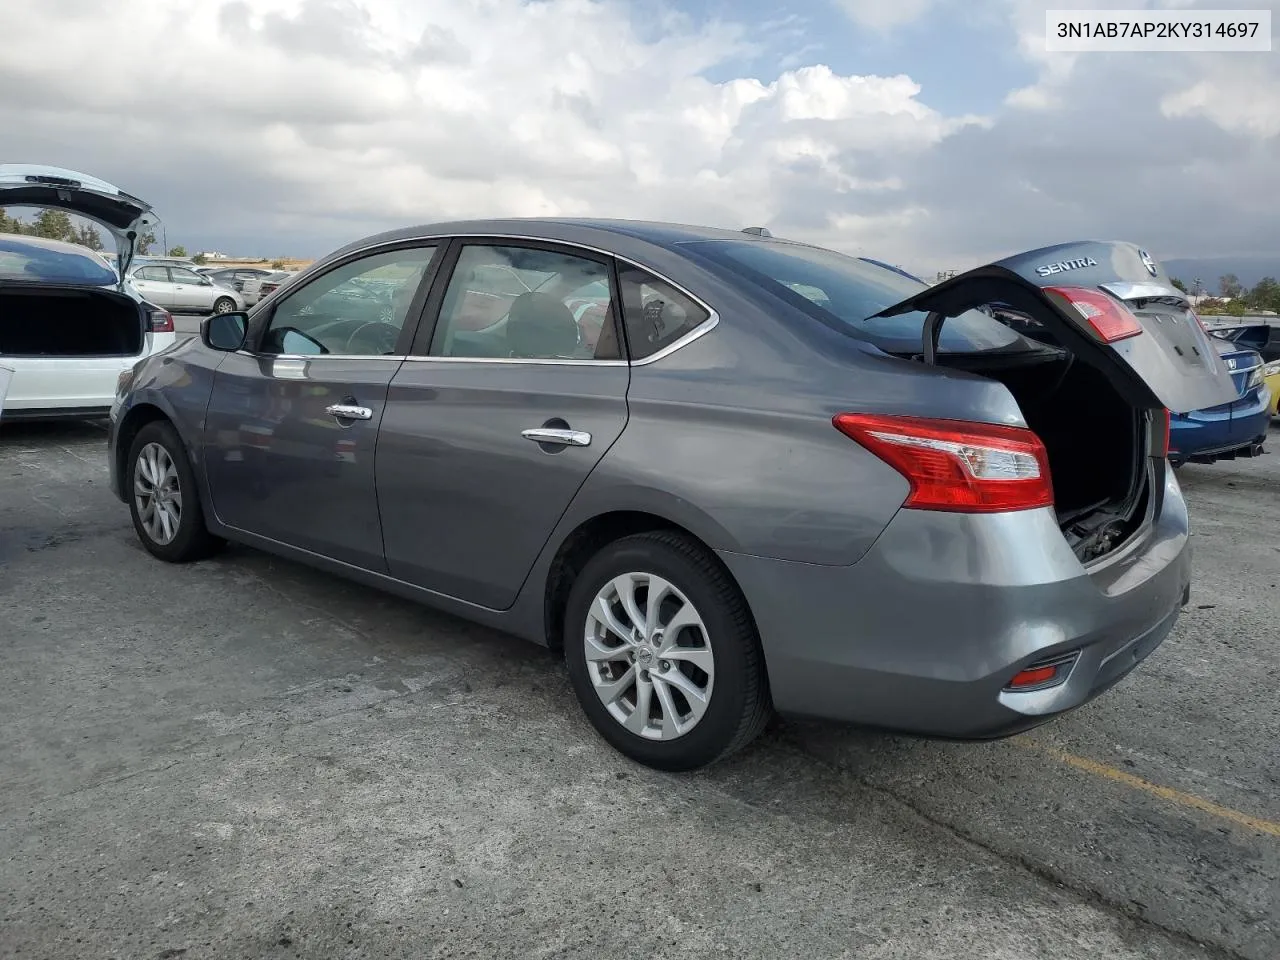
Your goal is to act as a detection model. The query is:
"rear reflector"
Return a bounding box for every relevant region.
[1009,665,1057,687]
[1005,652,1078,691]
[832,414,1054,513]
[1044,286,1143,343]
[148,308,175,333]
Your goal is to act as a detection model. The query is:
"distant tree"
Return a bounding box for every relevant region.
[168,245,187,257]
[192,252,208,265]
[73,223,104,251]
[0,209,23,234]
[1218,274,1243,299]
[271,258,286,269]
[1246,277,1280,313]
[136,230,156,255]
[30,209,75,241]
[1170,277,1188,293]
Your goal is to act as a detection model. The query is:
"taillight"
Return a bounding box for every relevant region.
[148,308,174,333]
[1043,286,1143,343]
[1153,408,1171,458]
[832,414,1054,513]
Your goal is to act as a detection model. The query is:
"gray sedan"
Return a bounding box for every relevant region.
[107,220,1240,770]
[128,263,245,314]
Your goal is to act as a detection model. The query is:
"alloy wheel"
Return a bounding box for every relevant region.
[134,441,182,545]
[584,572,715,740]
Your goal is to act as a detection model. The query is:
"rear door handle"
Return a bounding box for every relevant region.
[326,403,373,421]
[521,427,591,447]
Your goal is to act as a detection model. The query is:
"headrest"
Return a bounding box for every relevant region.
[506,292,579,358]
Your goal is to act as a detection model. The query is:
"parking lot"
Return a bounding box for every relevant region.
[2,418,1277,959]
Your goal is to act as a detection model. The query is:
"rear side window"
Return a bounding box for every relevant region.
[616,266,710,360]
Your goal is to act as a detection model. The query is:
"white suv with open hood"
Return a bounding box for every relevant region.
[0,164,176,420]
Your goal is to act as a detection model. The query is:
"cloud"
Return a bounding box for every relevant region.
[0,0,1275,275]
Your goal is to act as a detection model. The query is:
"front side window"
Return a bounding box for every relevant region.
[259,246,437,356]
[430,244,621,360]
[616,266,710,360]
[170,267,205,284]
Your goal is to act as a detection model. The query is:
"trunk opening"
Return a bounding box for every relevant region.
[925,345,1153,563]
[0,287,145,357]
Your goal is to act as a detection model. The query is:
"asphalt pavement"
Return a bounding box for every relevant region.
[1,419,1277,960]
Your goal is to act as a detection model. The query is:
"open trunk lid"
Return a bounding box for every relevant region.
[0,164,155,282]
[872,241,1239,414]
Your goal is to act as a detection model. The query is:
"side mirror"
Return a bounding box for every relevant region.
[201,312,249,352]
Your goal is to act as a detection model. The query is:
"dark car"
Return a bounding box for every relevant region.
[1168,335,1270,466]
[108,221,1239,770]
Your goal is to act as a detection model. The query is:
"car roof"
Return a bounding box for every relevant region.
[339,218,771,257]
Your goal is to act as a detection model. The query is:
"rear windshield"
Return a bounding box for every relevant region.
[685,240,1030,353]
[0,238,117,285]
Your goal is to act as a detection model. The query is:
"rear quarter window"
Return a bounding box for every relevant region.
[617,265,710,359]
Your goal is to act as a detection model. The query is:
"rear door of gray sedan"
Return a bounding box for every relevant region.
[376,238,630,610]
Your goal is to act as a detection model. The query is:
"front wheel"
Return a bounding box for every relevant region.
[564,531,771,771]
[127,420,223,563]
[212,297,236,315]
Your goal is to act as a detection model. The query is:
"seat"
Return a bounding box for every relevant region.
[505,292,581,359]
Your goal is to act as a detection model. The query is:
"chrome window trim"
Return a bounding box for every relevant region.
[234,351,408,362]
[401,355,629,367]
[265,231,720,368]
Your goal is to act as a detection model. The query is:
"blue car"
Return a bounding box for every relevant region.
[1169,335,1270,466]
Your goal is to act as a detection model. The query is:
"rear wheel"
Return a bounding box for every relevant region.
[127,420,223,563]
[564,532,771,771]
[212,297,236,315]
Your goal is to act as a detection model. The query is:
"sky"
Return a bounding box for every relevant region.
[0,0,1276,277]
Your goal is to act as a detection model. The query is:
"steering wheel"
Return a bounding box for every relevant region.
[345,321,401,355]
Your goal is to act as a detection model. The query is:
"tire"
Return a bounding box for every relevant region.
[126,420,223,563]
[212,297,236,315]
[564,531,771,771]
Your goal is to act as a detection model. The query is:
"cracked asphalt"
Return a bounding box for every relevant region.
[2,418,1277,960]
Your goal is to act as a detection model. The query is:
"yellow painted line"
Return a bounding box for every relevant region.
[1015,739,1280,839]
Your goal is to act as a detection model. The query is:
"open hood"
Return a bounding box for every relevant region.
[872,240,1239,414]
[0,164,156,280]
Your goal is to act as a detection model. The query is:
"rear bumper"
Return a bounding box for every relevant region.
[717,466,1191,739]
[1169,387,1270,463]
[0,335,174,418]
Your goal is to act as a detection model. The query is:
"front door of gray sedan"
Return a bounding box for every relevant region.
[168,266,215,310]
[376,241,630,609]
[130,265,176,308]
[201,243,440,571]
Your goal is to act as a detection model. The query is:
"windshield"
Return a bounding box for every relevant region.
[686,240,1029,353]
[0,237,117,285]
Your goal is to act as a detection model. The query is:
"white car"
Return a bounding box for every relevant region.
[0,164,177,421]
[128,262,245,315]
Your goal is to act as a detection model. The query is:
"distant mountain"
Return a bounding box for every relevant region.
[1161,257,1280,292]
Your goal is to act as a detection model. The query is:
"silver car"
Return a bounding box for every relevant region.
[107,220,1240,770]
[129,262,245,315]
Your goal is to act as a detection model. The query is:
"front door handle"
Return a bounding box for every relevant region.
[521,427,591,447]
[326,403,373,421]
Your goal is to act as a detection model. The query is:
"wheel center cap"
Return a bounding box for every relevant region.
[636,647,654,666]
